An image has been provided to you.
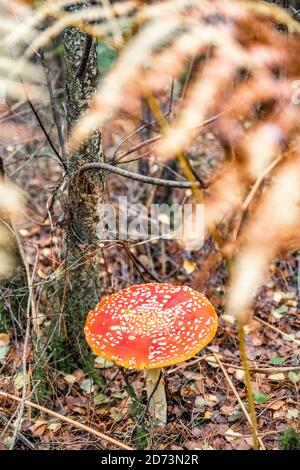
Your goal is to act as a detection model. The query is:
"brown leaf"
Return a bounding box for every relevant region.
[110,407,124,422]
[0,333,10,346]
[191,428,202,438]
[72,406,86,415]
[73,369,85,382]
[184,440,203,450]
[220,405,234,416]
[225,429,244,442]
[47,422,62,433]
[29,420,47,436]
[269,373,285,381]
[232,438,252,450]
[269,400,285,411]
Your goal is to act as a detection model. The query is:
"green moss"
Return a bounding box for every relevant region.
[44,321,78,373]
[88,366,106,388]
[97,41,118,74]
[134,426,149,450]
[0,278,27,333]
[125,378,149,449]
[279,427,300,450]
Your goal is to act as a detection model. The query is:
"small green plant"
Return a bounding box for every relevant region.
[97,42,118,74]
[279,427,300,450]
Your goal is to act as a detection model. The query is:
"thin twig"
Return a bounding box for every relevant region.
[112,112,171,163]
[121,242,162,283]
[220,363,300,375]
[113,113,222,163]
[167,356,203,374]
[27,97,67,171]
[290,5,300,19]
[9,247,38,450]
[232,155,283,243]
[178,55,196,111]
[0,391,133,451]
[241,156,283,212]
[167,355,300,376]
[114,135,162,162]
[27,98,67,171]
[254,316,300,346]
[78,161,203,188]
[0,413,36,450]
[213,353,266,450]
[9,321,30,450]
[146,94,203,199]
[112,80,174,164]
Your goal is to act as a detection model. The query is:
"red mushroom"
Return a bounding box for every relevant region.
[84,283,218,426]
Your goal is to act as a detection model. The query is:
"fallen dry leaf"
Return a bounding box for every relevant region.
[269,400,285,411]
[80,378,94,394]
[235,369,245,381]
[232,437,252,450]
[0,333,9,346]
[268,373,285,381]
[29,420,47,437]
[14,372,30,391]
[225,429,243,442]
[204,355,220,368]
[47,422,62,433]
[63,374,77,385]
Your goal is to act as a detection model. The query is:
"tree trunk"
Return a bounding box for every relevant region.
[62,4,105,367]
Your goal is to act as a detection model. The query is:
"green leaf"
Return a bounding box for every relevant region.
[273,305,288,316]
[97,42,118,74]
[288,371,299,384]
[94,393,109,405]
[253,391,268,404]
[267,357,285,366]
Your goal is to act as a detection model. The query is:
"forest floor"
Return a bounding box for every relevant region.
[0,100,299,451]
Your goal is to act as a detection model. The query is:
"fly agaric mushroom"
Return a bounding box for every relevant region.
[84,283,217,426]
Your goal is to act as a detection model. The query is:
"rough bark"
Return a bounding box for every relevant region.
[62,4,105,366]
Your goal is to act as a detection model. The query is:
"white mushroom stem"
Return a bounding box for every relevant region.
[145,368,167,427]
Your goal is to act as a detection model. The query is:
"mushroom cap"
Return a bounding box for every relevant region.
[84,283,218,370]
